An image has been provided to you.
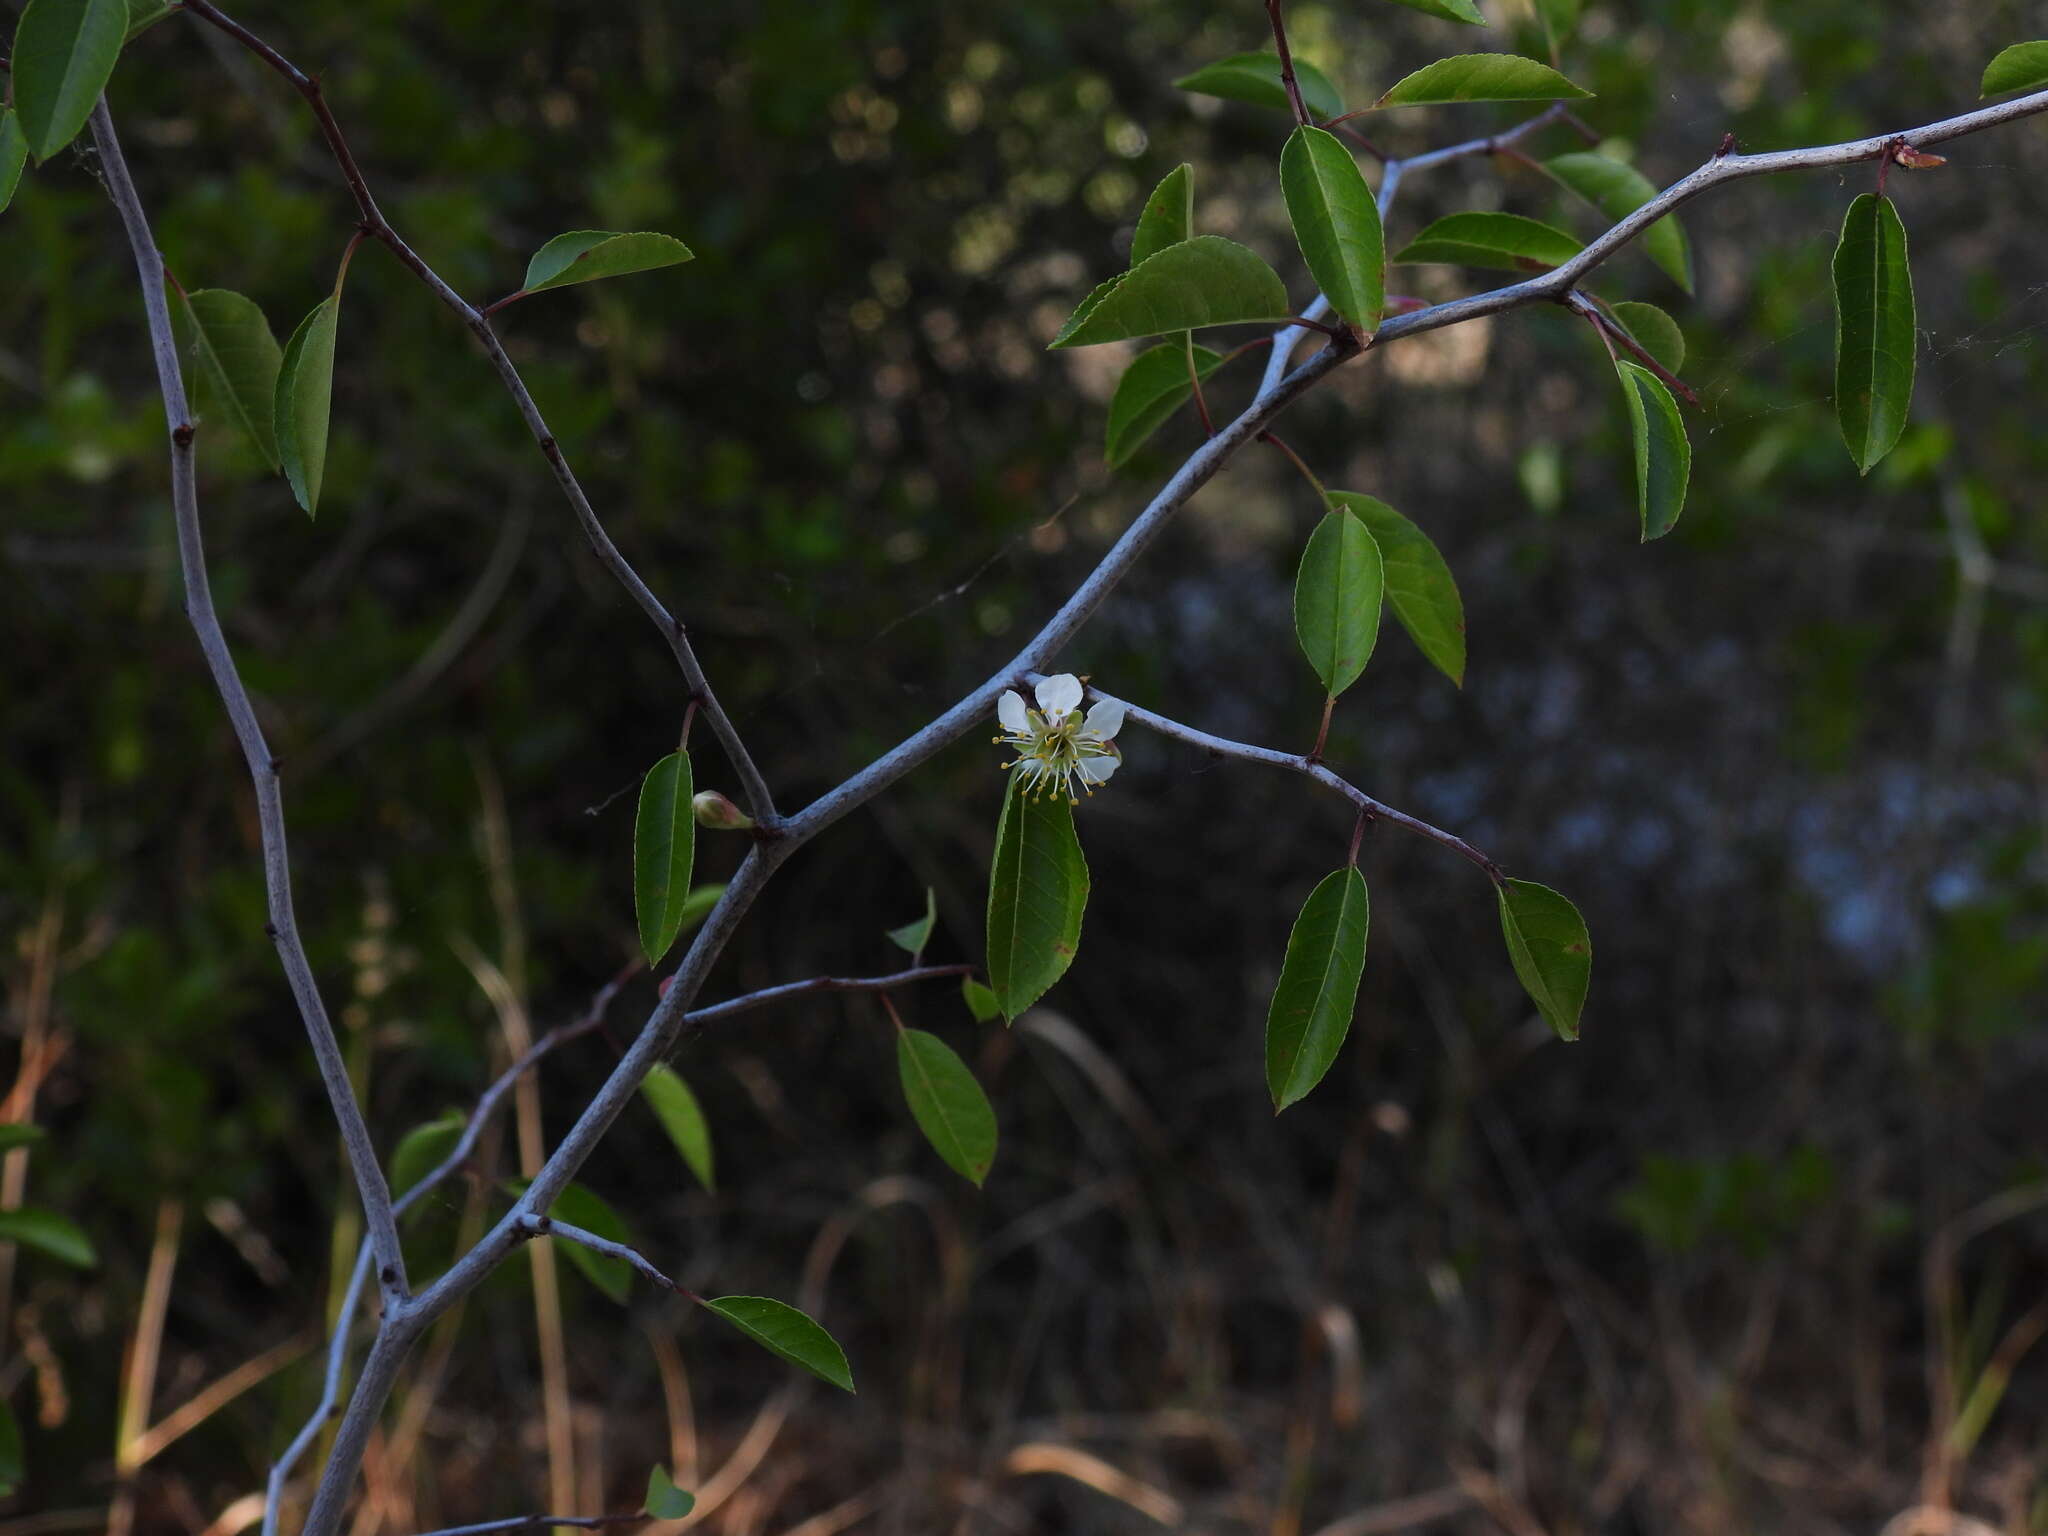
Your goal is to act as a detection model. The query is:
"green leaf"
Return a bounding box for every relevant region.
[1832,193,1916,475]
[12,0,127,162]
[1105,342,1224,467]
[1130,163,1194,266]
[1608,299,1685,374]
[985,775,1089,1021]
[643,1467,696,1521]
[887,887,937,958]
[1544,152,1693,292]
[1327,493,1465,686]
[520,230,694,294]
[0,1125,45,1152]
[1050,236,1291,349]
[173,289,284,471]
[961,976,1001,1023]
[897,1029,998,1186]
[1497,878,1591,1041]
[701,1295,855,1392]
[506,1178,635,1303]
[0,1207,96,1268]
[1535,0,1581,53]
[1981,41,2048,96]
[1265,867,1371,1111]
[641,1064,716,1194]
[1394,211,1583,272]
[1293,506,1385,696]
[634,751,698,966]
[1173,52,1344,119]
[275,294,341,516]
[1377,0,1486,24]
[1280,125,1385,333]
[390,1111,465,1200]
[0,1395,20,1497]
[0,113,29,217]
[1373,53,1592,108]
[1614,360,1689,541]
[124,0,176,39]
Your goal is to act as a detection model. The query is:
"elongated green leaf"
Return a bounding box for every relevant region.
[634,751,697,965]
[1105,342,1223,467]
[1173,52,1344,119]
[1981,41,2048,96]
[1280,125,1385,333]
[174,289,284,471]
[0,1207,95,1268]
[275,295,341,516]
[1615,361,1689,541]
[1266,867,1371,1110]
[1293,507,1385,696]
[1050,236,1290,349]
[521,230,694,294]
[644,1467,695,1520]
[1131,163,1194,266]
[985,776,1088,1021]
[1609,299,1685,374]
[1378,0,1486,24]
[1394,211,1582,271]
[1374,54,1591,108]
[1327,492,1464,686]
[702,1295,855,1392]
[641,1064,716,1193]
[0,113,28,216]
[1545,152,1692,292]
[1832,193,1916,475]
[0,1396,20,1497]
[961,976,1001,1023]
[390,1111,465,1200]
[887,888,937,958]
[1497,878,1590,1041]
[12,0,127,162]
[506,1178,634,1303]
[897,1029,998,1186]
[0,1125,44,1152]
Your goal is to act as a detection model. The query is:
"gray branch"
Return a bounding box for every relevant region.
[519,1215,683,1293]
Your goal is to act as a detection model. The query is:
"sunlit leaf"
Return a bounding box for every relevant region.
[701,1295,855,1392]
[1608,299,1685,374]
[1377,0,1486,24]
[390,1111,465,1201]
[1327,492,1464,686]
[641,1064,716,1194]
[887,887,937,958]
[634,751,697,966]
[0,1207,96,1268]
[1173,52,1344,119]
[985,776,1089,1021]
[174,289,284,471]
[1544,152,1693,292]
[1497,878,1591,1041]
[1130,163,1194,266]
[1293,506,1385,696]
[897,1029,998,1186]
[1832,193,1916,475]
[1280,125,1384,333]
[275,294,341,516]
[1374,53,1591,108]
[1266,867,1371,1110]
[505,1178,634,1303]
[12,0,127,162]
[961,977,1001,1024]
[1105,342,1224,467]
[1980,41,2048,96]
[1615,360,1689,541]
[643,1467,695,1520]
[521,230,694,294]
[1050,236,1291,349]
[0,113,28,216]
[1394,210,1582,271]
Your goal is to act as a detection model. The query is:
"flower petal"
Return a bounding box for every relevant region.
[1083,698,1125,740]
[1078,751,1120,784]
[997,690,1029,733]
[1035,673,1083,719]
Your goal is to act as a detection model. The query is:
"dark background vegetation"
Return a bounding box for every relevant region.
[5,0,2047,1532]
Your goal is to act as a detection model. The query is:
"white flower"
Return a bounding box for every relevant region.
[993,673,1124,803]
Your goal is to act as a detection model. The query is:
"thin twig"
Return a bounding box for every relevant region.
[1263,0,1312,129]
[520,1215,694,1298]
[1567,290,1699,405]
[401,1514,647,1536]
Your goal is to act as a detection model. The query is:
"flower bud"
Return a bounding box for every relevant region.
[692,789,754,831]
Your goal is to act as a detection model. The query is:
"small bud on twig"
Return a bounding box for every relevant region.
[692,789,754,830]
